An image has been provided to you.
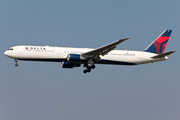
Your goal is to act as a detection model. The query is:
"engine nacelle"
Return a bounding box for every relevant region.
[61,62,81,68]
[67,54,86,62]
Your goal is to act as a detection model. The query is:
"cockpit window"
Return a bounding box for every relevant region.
[8,48,13,50]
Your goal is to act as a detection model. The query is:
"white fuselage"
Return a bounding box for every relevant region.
[4,45,168,66]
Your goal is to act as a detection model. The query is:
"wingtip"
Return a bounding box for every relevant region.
[125,37,130,40]
[119,37,130,41]
[169,50,176,54]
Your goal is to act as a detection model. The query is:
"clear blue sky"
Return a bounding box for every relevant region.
[1,0,180,120]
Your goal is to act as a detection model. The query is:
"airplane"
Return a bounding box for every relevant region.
[4,29,175,74]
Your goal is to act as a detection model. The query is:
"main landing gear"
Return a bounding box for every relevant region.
[83,58,98,74]
[83,64,96,74]
[14,59,18,67]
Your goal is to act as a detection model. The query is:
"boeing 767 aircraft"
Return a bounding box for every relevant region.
[4,29,175,73]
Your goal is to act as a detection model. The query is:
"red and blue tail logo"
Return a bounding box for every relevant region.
[145,29,172,54]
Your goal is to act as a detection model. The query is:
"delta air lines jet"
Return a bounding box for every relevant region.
[4,30,175,73]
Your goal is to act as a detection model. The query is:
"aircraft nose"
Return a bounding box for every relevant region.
[4,50,11,57]
[4,51,8,56]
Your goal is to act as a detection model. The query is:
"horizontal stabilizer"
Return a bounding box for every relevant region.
[151,51,176,58]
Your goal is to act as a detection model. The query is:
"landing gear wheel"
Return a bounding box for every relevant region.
[91,65,95,69]
[15,63,18,67]
[83,63,95,74]
[83,68,91,74]
[14,59,18,67]
[87,68,91,72]
[83,70,87,74]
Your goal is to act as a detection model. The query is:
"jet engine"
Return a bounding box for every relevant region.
[67,54,87,62]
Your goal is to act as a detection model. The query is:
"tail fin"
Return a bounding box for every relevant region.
[145,29,172,54]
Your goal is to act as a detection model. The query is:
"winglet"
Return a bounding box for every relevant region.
[151,51,175,58]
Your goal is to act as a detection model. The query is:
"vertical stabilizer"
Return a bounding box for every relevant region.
[145,30,172,54]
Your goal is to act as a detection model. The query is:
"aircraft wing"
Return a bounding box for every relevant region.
[81,38,130,58]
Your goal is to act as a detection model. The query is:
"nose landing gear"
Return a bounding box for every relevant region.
[14,59,18,67]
